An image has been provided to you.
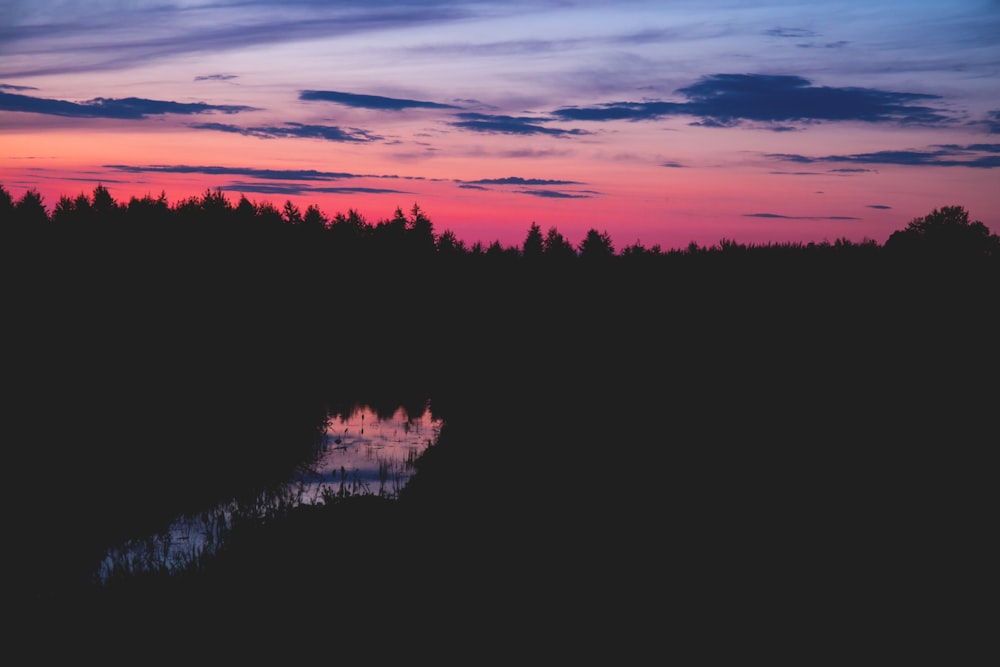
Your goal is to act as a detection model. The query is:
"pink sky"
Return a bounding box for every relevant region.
[2,1,998,251]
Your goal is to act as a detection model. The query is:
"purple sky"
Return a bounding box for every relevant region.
[2,0,998,250]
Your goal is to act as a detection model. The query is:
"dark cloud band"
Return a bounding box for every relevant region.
[552,73,953,128]
[191,121,381,142]
[300,90,459,110]
[0,91,254,119]
[450,112,588,136]
[768,143,1000,168]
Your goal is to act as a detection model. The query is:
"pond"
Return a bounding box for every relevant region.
[96,401,442,583]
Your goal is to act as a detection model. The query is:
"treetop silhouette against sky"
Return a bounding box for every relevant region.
[4,182,996,262]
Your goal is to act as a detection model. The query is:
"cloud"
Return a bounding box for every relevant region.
[462,177,583,186]
[743,213,861,220]
[195,74,238,81]
[552,101,686,122]
[220,182,409,196]
[516,189,592,199]
[105,164,360,181]
[767,143,1000,168]
[796,40,849,49]
[678,74,949,125]
[980,110,1000,134]
[867,205,892,209]
[552,73,953,128]
[191,121,381,142]
[0,4,473,78]
[104,164,428,185]
[300,90,459,110]
[661,162,686,168]
[765,28,818,38]
[1,83,38,91]
[450,112,589,136]
[0,91,254,119]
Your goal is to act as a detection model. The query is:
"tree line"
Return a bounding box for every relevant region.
[4,183,996,261]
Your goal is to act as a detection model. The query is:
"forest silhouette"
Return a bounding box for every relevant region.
[2,184,996,657]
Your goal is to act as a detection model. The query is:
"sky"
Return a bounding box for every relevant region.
[2,0,999,251]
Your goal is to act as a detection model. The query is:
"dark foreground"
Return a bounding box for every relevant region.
[5,225,996,660]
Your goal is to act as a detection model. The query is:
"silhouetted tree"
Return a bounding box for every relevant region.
[0,184,14,221]
[373,206,409,255]
[256,201,284,227]
[578,228,615,260]
[523,222,544,261]
[92,184,121,222]
[884,205,998,260]
[126,191,170,227]
[282,200,303,225]
[52,194,82,225]
[621,240,662,257]
[406,203,436,256]
[234,194,257,225]
[14,189,48,225]
[330,208,371,250]
[302,204,327,231]
[542,226,576,260]
[199,188,231,218]
[436,229,465,255]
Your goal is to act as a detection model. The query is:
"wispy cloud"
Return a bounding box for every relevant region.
[104,163,426,182]
[195,74,238,81]
[867,205,892,209]
[516,189,592,199]
[829,168,878,173]
[765,27,819,39]
[219,182,409,196]
[106,164,359,181]
[191,121,381,142]
[0,3,473,78]
[767,143,1000,168]
[461,176,583,186]
[982,110,1000,134]
[1,83,39,91]
[300,90,459,110]
[0,91,254,119]
[450,112,589,136]
[743,213,861,220]
[553,74,953,128]
[552,101,685,122]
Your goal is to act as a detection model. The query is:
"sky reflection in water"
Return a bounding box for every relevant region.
[97,403,442,581]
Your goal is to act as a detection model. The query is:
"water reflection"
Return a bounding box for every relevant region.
[97,402,441,582]
[308,403,440,499]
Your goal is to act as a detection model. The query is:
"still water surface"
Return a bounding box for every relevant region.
[97,403,442,581]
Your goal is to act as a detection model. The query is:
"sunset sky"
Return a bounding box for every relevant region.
[2,0,998,251]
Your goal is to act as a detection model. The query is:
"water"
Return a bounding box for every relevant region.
[97,402,442,582]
